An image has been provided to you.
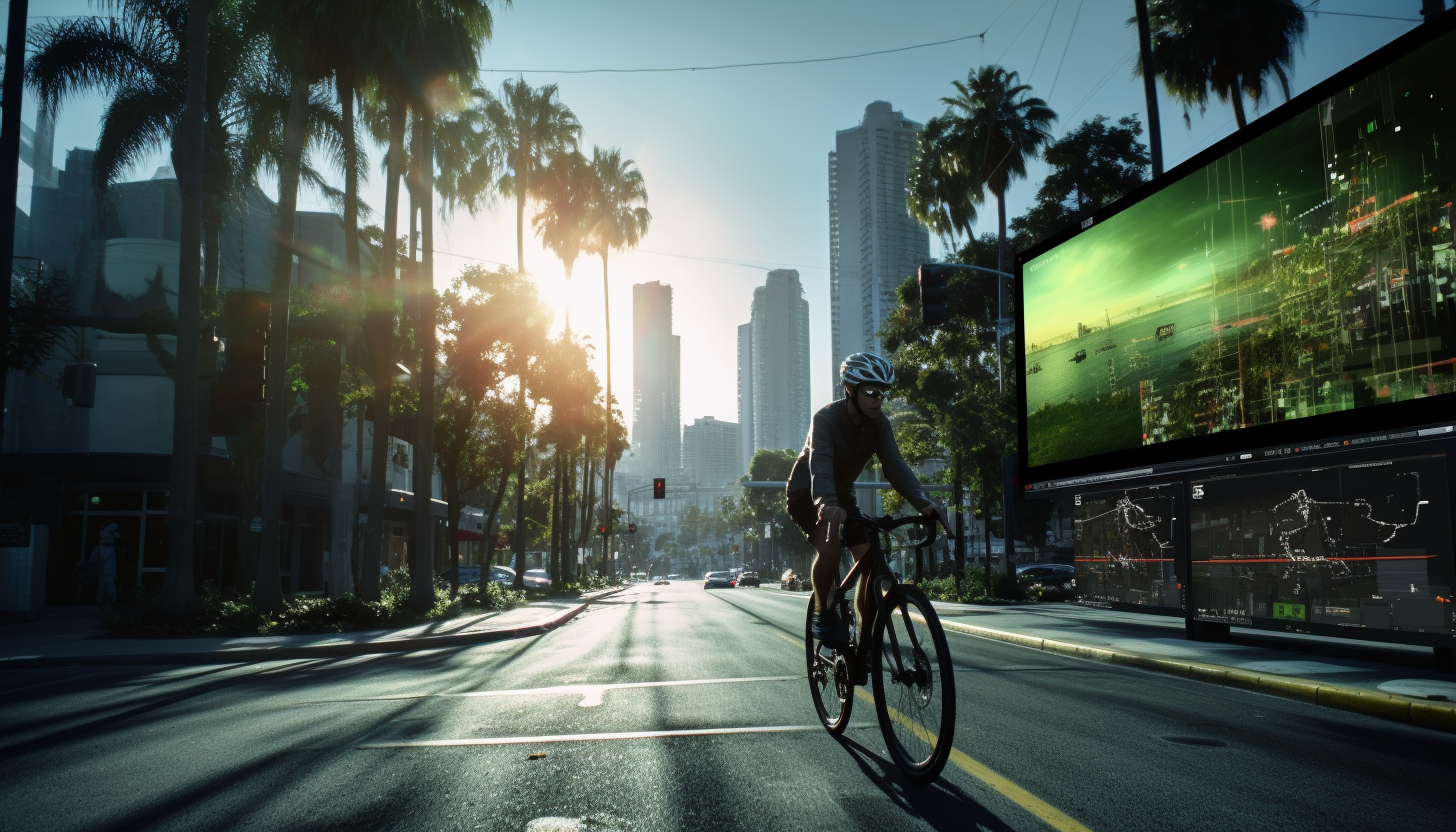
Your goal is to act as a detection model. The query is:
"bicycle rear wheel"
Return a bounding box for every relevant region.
[871,585,955,783]
[805,597,853,734]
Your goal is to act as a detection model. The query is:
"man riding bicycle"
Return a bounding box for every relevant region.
[786,351,948,655]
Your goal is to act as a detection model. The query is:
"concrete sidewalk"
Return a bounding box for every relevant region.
[926,599,1456,734]
[0,587,626,668]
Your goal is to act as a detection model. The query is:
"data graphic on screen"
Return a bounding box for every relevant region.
[1022,27,1456,470]
[1073,483,1182,610]
[1190,455,1453,635]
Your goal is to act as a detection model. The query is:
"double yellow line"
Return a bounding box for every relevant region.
[780,630,1093,832]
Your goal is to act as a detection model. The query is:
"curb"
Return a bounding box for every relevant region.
[934,617,1456,735]
[0,586,629,669]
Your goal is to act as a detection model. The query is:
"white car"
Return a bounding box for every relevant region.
[524,568,552,589]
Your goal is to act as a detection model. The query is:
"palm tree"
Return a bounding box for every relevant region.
[1145,0,1308,130]
[534,150,595,284]
[939,66,1056,275]
[480,77,579,588]
[482,78,582,274]
[26,0,223,616]
[586,146,650,572]
[906,114,981,253]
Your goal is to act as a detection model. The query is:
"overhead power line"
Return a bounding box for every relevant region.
[480,31,993,75]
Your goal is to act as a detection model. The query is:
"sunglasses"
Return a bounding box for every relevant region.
[859,388,888,401]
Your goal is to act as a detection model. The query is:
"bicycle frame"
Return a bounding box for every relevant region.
[824,511,938,675]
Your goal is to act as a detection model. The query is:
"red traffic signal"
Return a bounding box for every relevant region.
[628,523,637,534]
[653,477,666,499]
[599,524,609,536]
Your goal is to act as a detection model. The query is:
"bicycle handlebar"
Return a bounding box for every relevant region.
[845,507,941,549]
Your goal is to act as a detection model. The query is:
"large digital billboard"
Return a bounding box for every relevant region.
[1020,21,1456,477]
[1189,454,1453,637]
[1072,482,1182,612]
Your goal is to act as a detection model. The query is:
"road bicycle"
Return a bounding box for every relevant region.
[805,510,955,784]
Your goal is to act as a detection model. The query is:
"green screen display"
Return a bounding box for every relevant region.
[1023,29,1456,469]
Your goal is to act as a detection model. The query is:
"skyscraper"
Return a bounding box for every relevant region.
[682,416,741,488]
[739,269,811,456]
[632,281,681,476]
[828,101,930,399]
[737,322,754,471]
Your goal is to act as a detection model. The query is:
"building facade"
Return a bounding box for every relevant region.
[828,101,930,399]
[631,281,682,477]
[739,270,811,456]
[682,416,741,488]
[4,148,444,605]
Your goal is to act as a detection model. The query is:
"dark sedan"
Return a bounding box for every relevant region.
[703,571,734,589]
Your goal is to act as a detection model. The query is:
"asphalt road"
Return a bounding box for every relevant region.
[2,582,1452,832]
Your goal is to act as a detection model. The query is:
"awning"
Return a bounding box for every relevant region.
[456,528,483,542]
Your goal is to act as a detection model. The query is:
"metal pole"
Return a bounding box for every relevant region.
[0,0,31,472]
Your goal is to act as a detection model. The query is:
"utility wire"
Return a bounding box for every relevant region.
[1046,0,1085,102]
[480,31,992,75]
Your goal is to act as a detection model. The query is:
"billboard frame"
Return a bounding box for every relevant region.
[1015,11,1456,486]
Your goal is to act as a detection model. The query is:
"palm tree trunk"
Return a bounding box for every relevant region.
[600,249,612,573]
[1231,80,1248,129]
[329,72,361,599]
[996,193,1008,277]
[161,0,209,619]
[512,402,528,591]
[410,112,437,610]
[361,97,406,602]
[1134,0,1163,177]
[254,69,310,612]
[482,468,510,570]
[515,162,526,273]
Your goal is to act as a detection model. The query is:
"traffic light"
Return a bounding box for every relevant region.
[653,477,666,499]
[599,524,609,536]
[918,264,952,327]
[628,523,637,534]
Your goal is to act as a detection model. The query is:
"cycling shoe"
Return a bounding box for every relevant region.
[812,609,850,649]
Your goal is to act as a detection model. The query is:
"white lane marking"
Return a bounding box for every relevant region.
[302,675,799,708]
[359,723,876,748]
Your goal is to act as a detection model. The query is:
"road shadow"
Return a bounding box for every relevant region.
[832,734,1017,832]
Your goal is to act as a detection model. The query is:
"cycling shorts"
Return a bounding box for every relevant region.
[786,490,869,549]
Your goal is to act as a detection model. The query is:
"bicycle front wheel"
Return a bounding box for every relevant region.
[805,597,852,734]
[871,585,955,783]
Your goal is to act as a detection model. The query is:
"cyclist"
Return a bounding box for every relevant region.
[786,351,948,655]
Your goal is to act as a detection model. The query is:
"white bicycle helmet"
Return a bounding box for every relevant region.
[839,352,895,388]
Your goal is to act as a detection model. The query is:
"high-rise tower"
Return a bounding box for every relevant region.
[632,281,681,476]
[828,101,930,399]
[739,270,811,456]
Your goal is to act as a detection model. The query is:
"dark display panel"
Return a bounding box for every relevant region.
[1073,483,1183,610]
[1190,454,1453,636]
[1021,24,1456,472]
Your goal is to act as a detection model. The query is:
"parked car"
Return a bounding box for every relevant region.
[667,574,682,581]
[737,571,761,587]
[780,569,810,592]
[436,564,515,587]
[703,571,734,589]
[1017,563,1076,598]
[524,568,552,589]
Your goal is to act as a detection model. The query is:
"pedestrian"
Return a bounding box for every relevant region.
[87,523,120,609]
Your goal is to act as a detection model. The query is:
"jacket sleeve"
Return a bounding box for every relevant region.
[876,417,931,511]
[808,408,840,506]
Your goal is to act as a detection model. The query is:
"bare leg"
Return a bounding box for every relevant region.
[811,517,842,613]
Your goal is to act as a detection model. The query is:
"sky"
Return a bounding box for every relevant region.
[10,0,1429,446]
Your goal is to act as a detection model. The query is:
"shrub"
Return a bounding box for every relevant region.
[914,567,1017,604]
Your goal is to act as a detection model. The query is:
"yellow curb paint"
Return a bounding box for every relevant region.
[1255,675,1319,702]
[1410,701,1456,732]
[1316,686,1412,722]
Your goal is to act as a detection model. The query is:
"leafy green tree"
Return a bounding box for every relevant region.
[1144,0,1308,130]
[1010,115,1149,245]
[882,271,1014,571]
[937,66,1056,275]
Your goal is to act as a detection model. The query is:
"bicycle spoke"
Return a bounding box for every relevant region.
[872,587,955,783]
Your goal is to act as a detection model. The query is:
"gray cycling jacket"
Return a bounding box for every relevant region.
[786,398,931,511]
